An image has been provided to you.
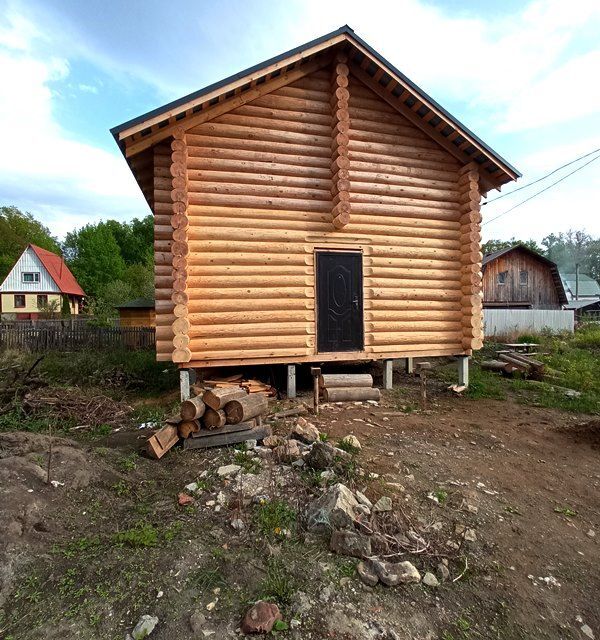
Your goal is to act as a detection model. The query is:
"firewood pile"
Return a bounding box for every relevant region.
[319,373,380,403]
[147,386,271,459]
[202,373,277,397]
[481,351,545,380]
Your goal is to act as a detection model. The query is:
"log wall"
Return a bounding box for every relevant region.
[152,65,482,364]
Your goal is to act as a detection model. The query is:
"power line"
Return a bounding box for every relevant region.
[483,153,600,226]
[482,147,600,206]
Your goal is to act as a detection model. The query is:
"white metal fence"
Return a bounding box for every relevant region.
[483,309,574,338]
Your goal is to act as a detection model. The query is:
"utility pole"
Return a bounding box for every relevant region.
[575,263,579,301]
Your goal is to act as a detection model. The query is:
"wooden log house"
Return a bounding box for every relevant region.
[111,26,520,394]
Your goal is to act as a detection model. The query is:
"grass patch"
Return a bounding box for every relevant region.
[234,450,262,474]
[257,558,298,607]
[336,438,360,456]
[465,367,506,400]
[254,499,296,539]
[554,506,577,517]
[113,521,159,548]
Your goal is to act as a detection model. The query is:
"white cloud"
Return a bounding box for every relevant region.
[77,82,98,94]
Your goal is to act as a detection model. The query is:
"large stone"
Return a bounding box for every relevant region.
[357,560,379,586]
[291,419,320,444]
[306,483,360,532]
[422,572,439,587]
[355,490,373,509]
[372,496,393,513]
[330,529,371,558]
[306,441,350,471]
[373,560,421,586]
[263,435,285,449]
[131,614,158,639]
[273,439,302,463]
[217,464,241,478]
[340,434,362,450]
[241,601,282,634]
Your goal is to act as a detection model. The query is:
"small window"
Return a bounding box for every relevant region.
[519,270,528,286]
[22,272,40,283]
[497,271,508,285]
[14,294,26,308]
[37,294,48,308]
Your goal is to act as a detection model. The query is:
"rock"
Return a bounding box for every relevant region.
[178,492,194,506]
[185,482,199,493]
[330,529,372,558]
[373,560,421,586]
[216,491,227,506]
[372,496,393,513]
[217,464,241,478]
[464,528,477,542]
[355,490,373,509]
[437,562,450,582]
[241,601,282,634]
[131,614,158,639]
[306,483,360,532]
[340,434,361,450]
[587,529,596,538]
[581,624,595,639]
[357,560,379,586]
[291,419,320,444]
[422,572,439,587]
[306,441,350,471]
[263,435,285,449]
[370,533,389,555]
[231,518,245,531]
[354,503,371,519]
[245,439,258,449]
[273,440,302,462]
[290,591,312,615]
[189,611,206,633]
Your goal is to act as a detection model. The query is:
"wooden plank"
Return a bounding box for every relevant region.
[189,421,256,438]
[147,425,179,459]
[183,424,272,450]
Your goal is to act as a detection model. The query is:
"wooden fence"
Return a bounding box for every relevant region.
[0,323,155,352]
[483,309,574,339]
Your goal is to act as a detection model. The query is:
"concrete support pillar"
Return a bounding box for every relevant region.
[287,364,296,399]
[180,368,191,402]
[457,356,469,387]
[405,357,414,374]
[383,359,393,389]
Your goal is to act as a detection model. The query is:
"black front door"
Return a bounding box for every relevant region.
[316,251,363,352]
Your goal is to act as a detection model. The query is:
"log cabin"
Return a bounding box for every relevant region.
[482,245,567,310]
[111,26,520,395]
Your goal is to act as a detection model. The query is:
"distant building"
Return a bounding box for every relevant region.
[115,298,155,327]
[0,244,85,319]
[561,272,600,301]
[482,245,567,310]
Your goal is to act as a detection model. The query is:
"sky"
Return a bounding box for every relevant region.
[0,0,599,242]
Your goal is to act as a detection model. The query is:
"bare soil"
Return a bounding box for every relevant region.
[0,371,598,640]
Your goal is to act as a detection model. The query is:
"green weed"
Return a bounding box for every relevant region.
[234,450,261,474]
[119,453,138,472]
[554,506,577,517]
[254,499,296,539]
[258,558,298,607]
[336,439,360,456]
[113,522,159,548]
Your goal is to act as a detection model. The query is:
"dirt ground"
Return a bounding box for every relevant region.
[0,370,598,640]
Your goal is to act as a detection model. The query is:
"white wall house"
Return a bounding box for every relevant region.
[0,244,85,319]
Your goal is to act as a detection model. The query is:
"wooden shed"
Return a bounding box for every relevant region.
[115,298,156,327]
[111,26,520,391]
[482,245,568,310]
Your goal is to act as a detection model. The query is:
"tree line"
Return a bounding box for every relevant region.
[0,206,153,321]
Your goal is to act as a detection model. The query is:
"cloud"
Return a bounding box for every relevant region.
[77,82,98,94]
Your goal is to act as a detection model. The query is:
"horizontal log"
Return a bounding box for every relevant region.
[349,191,459,212]
[188,310,314,325]
[187,123,330,149]
[366,331,463,346]
[178,420,200,439]
[323,387,381,402]
[349,127,442,152]
[214,110,331,136]
[364,267,461,281]
[188,322,314,338]
[189,335,314,351]
[185,249,311,266]
[186,135,331,158]
[350,148,460,173]
[369,287,461,301]
[180,397,206,422]
[186,298,313,313]
[225,394,269,424]
[203,408,227,429]
[187,145,331,169]
[366,309,462,321]
[203,387,247,411]
[186,192,332,213]
[319,373,373,389]
[187,169,331,191]
[350,181,461,203]
[187,179,331,201]
[366,320,462,333]
[349,170,457,191]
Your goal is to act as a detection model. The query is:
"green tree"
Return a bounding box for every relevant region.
[482,237,543,256]
[0,206,60,281]
[542,230,600,281]
[63,224,126,298]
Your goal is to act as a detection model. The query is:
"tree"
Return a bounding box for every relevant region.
[0,206,60,282]
[541,230,600,281]
[63,224,126,298]
[482,237,543,257]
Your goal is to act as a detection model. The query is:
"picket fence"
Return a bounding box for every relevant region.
[0,322,155,351]
[483,309,574,338]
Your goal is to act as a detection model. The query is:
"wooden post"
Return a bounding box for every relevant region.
[383,359,393,390]
[405,357,414,375]
[458,356,469,387]
[417,362,432,411]
[311,366,321,414]
[287,364,296,399]
[180,368,191,401]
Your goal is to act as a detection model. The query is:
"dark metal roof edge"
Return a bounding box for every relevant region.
[111,24,520,179]
[110,25,353,141]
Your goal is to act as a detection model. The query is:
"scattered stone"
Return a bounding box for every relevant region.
[189,611,206,633]
[131,614,158,640]
[355,490,373,509]
[185,482,199,493]
[231,518,245,532]
[263,435,285,449]
[306,483,360,532]
[273,439,301,463]
[291,419,320,444]
[385,482,405,492]
[422,572,439,587]
[370,533,389,555]
[206,600,217,611]
[581,623,595,639]
[290,618,301,629]
[464,528,477,542]
[373,496,393,513]
[291,591,312,615]
[241,601,283,634]
[587,529,596,538]
[178,492,194,506]
[437,562,450,582]
[357,560,379,586]
[245,439,258,450]
[340,434,361,450]
[373,560,421,586]
[306,441,350,471]
[217,464,241,478]
[354,503,371,519]
[216,491,227,506]
[330,529,372,558]
[291,459,305,468]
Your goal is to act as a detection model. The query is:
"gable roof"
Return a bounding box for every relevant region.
[483,244,568,305]
[561,273,600,298]
[111,25,520,193]
[29,245,85,296]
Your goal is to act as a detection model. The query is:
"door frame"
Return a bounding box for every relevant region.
[314,249,365,354]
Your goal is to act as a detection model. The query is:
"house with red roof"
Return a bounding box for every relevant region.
[0,244,85,319]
